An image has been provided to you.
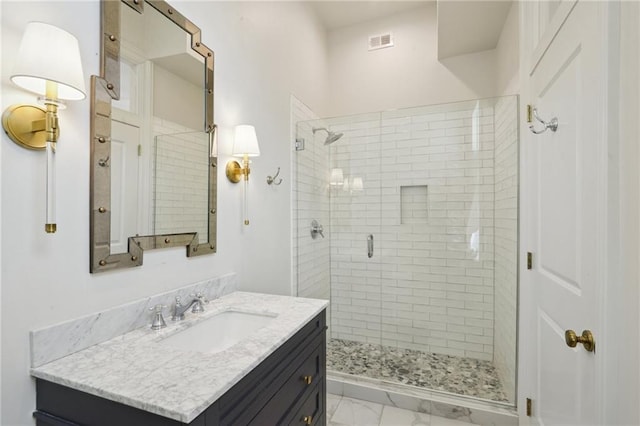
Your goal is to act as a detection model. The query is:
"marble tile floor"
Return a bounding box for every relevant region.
[328,393,477,426]
[327,339,508,402]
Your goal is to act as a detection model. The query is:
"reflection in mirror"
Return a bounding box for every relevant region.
[110,2,207,252]
[90,0,216,273]
[153,132,209,244]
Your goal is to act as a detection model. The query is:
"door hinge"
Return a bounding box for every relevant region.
[138,144,142,156]
[527,104,533,123]
[526,398,532,416]
[527,252,533,270]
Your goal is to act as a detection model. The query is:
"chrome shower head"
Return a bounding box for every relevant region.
[324,131,343,145]
[312,127,343,145]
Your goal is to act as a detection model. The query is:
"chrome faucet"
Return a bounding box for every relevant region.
[171,293,208,321]
[149,304,167,330]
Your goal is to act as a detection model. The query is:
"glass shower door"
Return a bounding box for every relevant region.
[325,113,383,377]
[375,98,518,403]
[294,119,331,303]
[294,96,519,405]
[294,113,383,379]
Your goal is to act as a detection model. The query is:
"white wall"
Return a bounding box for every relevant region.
[327,4,498,117]
[153,65,203,131]
[0,1,328,424]
[495,2,520,97]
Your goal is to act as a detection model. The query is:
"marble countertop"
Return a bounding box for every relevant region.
[31,291,328,423]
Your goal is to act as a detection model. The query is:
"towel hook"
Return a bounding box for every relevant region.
[529,107,558,134]
[267,167,283,185]
[98,156,110,167]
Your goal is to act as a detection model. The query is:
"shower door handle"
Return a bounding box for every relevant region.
[310,220,324,239]
[367,234,374,258]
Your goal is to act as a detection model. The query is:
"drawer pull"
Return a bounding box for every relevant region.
[303,415,313,425]
[302,375,313,385]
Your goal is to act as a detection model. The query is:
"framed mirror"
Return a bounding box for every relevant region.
[90,0,216,273]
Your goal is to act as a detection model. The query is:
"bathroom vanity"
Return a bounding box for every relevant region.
[30,292,327,426]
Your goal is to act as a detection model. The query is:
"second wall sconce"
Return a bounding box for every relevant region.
[226,124,260,225]
[2,22,86,233]
[330,168,344,187]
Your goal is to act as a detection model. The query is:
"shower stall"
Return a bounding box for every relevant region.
[293,96,519,409]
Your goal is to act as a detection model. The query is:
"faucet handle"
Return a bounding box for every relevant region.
[171,297,186,322]
[149,304,167,312]
[190,293,208,313]
[190,292,209,303]
[149,304,167,330]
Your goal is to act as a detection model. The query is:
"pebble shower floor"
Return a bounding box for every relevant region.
[327,338,508,402]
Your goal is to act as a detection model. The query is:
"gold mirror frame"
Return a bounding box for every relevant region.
[90,0,216,273]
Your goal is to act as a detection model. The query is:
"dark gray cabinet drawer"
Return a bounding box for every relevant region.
[248,342,322,425]
[287,381,324,426]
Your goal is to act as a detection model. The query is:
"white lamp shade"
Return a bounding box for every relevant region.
[232,125,260,157]
[11,22,86,101]
[330,168,344,186]
[351,177,364,191]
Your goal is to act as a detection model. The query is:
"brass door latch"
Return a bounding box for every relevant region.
[565,329,595,352]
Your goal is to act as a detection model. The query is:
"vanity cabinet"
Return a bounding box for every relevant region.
[34,310,326,426]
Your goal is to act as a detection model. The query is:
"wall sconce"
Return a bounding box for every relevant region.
[330,168,344,186]
[2,22,86,233]
[351,177,364,192]
[225,125,260,225]
[335,174,363,194]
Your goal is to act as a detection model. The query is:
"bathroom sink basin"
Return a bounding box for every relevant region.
[158,311,276,354]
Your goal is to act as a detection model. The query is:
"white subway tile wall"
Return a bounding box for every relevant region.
[152,117,209,242]
[401,185,429,224]
[492,96,519,402]
[329,113,384,346]
[327,100,500,361]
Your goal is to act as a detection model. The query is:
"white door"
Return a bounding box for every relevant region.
[524,1,607,424]
[110,119,140,253]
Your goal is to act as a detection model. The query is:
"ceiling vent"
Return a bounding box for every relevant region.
[368,33,394,51]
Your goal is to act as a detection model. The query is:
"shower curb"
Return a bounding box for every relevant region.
[327,372,519,426]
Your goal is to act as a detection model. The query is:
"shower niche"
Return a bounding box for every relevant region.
[400,185,429,224]
[293,96,519,408]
